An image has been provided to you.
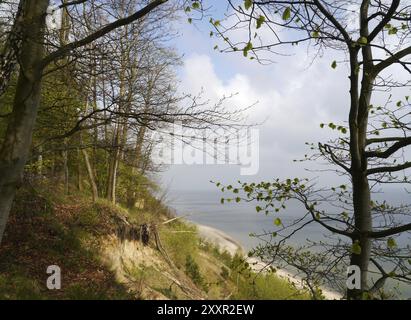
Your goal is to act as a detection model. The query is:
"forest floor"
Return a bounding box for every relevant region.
[0,181,311,300]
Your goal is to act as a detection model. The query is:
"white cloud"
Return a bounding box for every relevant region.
[162,18,410,191]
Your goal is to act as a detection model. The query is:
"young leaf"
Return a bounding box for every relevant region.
[256,15,265,29]
[244,0,253,10]
[387,237,397,249]
[388,27,398,35]
[331,60,337,69]
[282,7,291,21]
[358,36,368,45]
[351,241,362,255]
[274,218,282,226]
[243,42,253,57]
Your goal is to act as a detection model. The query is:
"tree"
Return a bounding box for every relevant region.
[0,0,170,244]
[0,0,248,244]
[213,0,411,299]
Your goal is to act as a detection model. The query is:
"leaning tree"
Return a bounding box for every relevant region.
[209,0,411,299]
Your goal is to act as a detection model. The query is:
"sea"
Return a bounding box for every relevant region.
[167,189,411,299]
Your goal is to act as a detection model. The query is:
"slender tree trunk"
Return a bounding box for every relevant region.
[82,148,98,202]
[127,124,147,208]
[347,33,375,298]
[77,147,82,191]
[107,126,120,204]
[62,139,69,195]
[0,1,24,97]
[0,0,49,244]
[37,145,43,177]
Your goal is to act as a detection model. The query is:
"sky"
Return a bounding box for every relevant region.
[159,2,410,193]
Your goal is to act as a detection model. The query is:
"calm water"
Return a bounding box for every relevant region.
[167,189,411,298]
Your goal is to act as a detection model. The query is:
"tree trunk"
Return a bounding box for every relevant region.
[107,126,120,204]
[348,174,372,299]
[77,148,83,192]
[82,148,98,202]
[62,140,69,195]
[0,0,49,244]
[0,1,24,97]
[126,124,147,208]
[347,39,375,299]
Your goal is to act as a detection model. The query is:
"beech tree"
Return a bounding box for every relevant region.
[213,0,411,299]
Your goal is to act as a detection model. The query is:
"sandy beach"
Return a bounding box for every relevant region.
[196,224,343,300]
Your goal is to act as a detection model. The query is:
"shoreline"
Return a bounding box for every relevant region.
[195,223,343,300]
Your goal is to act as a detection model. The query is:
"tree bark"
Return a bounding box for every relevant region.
[82,148,98,202]
[0,0,49,244]
[62,139,69,195]
[107,126,120,204]
[347,9,375,296]
[77,147,83,192]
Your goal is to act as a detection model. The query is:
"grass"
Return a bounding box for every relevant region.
[161,221,199,268]
[0,273,45,300]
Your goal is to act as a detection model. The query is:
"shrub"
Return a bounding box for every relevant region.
[185,254,205,288]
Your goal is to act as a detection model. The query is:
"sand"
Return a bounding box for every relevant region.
[196,223,343,300]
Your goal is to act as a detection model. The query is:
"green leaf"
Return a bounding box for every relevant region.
[388,27,398,35]
[358,36,368,45]
[351,241,362,255]
[312,30,319,38]
[282,7,291,21]
[243,42,253,57]
[220,198,225,204]
[244,0,253,10]
[235,197,241,203]
[187,18,192,24]
[387,237,397,249]
[331,60,337,69]
[274,218,282,226]
[192,2,200,9]
[256,15,265,29]
[256,206,262,213]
